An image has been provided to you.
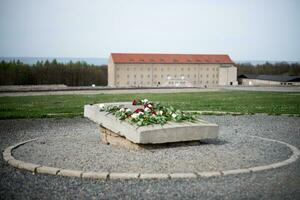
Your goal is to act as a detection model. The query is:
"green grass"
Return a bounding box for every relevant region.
[0,91,300,119]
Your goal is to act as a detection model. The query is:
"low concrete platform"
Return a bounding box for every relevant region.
[84,102,218,144]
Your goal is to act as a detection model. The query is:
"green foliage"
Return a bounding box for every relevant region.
[236,62,300,76]
[104,100,197,126]
[0,60,107,86]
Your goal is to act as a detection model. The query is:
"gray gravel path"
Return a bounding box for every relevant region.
[12,120,292,173]
[1,115,300,199]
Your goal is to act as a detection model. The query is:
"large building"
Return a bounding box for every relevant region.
[108,53,237,87]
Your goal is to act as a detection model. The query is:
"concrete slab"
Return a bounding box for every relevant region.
[84,102,219,144]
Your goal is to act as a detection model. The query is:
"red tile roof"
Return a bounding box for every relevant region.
[111,53,234,64]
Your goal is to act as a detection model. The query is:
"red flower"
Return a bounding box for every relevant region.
[144,103,153,109]
[132,99,137,105]
[132,99,141,105]
[134,108,144,113]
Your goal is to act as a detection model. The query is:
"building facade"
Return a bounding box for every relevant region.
[108,53,237,87]
[238,74,300,86]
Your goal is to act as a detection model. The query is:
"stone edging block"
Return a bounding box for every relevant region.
[3,135,300,180]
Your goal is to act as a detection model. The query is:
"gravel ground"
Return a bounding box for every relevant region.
[1,115,300,199]
[12,119,292,173]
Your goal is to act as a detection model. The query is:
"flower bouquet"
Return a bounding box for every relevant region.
[99,99,198,126]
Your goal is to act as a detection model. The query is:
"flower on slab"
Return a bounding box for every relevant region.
[158,110,163,115]
[144,107,151,112]
[138,112,144,116]
[131,113,139,118]
[125,108,131,113]
[134,108,144,113]
[172,113,178,118]
[99,104,105,111]
[119,108,125,112]
[141,99,148,104]
[132,99,140,105]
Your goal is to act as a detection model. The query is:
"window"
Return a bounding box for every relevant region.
[161,74,164,78]
[127,81,130,84]
[147,82,150,85]
[206,74,209,78]
[117,74,120,78]
[154,74,157,78]
[188,68,190,71]
[127,74,130,78]
[154,68,157,71]
[206,68,209,71]
[147,74,150,78]
[194,74,196,78]
[148,68,150,71]
[187,74,190,78]
[134,74,136,78]
[127,67,129,71]
[141,74,143,78]
[181,68,183,71]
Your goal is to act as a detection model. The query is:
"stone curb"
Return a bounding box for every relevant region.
[109,173,140,179]
[3,136,300,180]
[82,172,109,179]
[36,166,60,175]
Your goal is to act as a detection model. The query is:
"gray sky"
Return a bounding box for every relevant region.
[0,0,299,61]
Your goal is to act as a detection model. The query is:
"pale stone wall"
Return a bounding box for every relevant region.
[107,56,115,87]
[240,78,300,86]
[218,65,237,86]
[110,62,236,87]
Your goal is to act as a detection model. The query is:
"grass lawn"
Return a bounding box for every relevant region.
[0,91,300,119]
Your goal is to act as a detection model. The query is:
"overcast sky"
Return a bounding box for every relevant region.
[0,0,299,61]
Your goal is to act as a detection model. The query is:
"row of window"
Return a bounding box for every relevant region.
[116,74,219,79]
[116,80,219,85]
[116,67,219,72]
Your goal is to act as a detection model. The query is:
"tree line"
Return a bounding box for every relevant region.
[236,62,300,76]
[0,59,107,86]
[1,60,299,86]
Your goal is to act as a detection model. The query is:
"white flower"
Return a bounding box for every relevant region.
[144,107,150,112]
[152,114,156,117]
[131,113,139,118]
[125,108,131,113]
[159,110,163,115]
[99,104,105,111]
[172,113,177,118]
[141,99,148,103]
[119,108,125,112]
[147,104,152,108]
[138,111,144,115]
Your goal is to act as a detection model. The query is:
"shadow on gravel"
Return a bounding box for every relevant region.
[143,139,228,151]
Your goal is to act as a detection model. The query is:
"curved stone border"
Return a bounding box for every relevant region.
[3,135,300,180]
